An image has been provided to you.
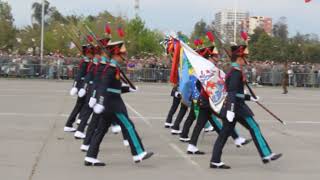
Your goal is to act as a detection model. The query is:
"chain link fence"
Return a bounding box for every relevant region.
[1,62,320,88]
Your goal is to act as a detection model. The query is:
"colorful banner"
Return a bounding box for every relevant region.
[178,48,193,107]
[179,41,227,113]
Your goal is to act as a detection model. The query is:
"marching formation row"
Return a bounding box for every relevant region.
[63,34,282,169]
[64,38,153,166]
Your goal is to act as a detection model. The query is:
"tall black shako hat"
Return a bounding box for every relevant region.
[98,38,110,47]
[94,38,111,55]
[231,45,249,62]
[106,41,127,57]
[82,44,95,55]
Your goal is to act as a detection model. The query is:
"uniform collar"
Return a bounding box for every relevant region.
[83,56,90,62]
[93,57,99,64]
[110,59,119,66]
[101,56,110,64]
[231,62,241,70]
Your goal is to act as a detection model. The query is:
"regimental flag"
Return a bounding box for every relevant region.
[190,75,200,100]
[169,39,181,85]
[178,48,194,107]
[176,41,227,112]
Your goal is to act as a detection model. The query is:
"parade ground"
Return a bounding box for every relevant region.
[0,79,319,180]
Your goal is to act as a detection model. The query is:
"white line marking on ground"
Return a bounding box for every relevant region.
[124,102,201,169]
[169,143,201,169]
[125,103,153,127]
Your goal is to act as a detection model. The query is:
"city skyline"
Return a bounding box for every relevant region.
[3,0,320,36]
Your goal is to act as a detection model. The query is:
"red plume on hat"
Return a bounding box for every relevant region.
[206,31,215,43]
[87,35,94,43]
[193,39,200,46]
[198,39,203,45]
[240,31,248,41]
[105,23,112,35]
[117,26,125,38]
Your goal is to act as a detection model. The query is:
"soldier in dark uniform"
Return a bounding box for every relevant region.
[170,101,189,135]
[185,46,250,154]
[64,45,94,132]
[179,75,201,142]
[84,41,153,166]
[80,39,129,152]
[282,61,289,94]
[210,45,282,169]
[74,45,102,139]
[164,38,182,129]
[164,85,181,128]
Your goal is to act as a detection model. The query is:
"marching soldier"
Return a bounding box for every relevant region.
[80,39,129,152]
[164,85,181,128]
[179,75,213,142]
[84,41,153,166]
[64,45,94,132]
[185,46,250,154]
[170,101,188,135]
[210,45,282,169]
[74,45,102,139]
[282,61,289,94]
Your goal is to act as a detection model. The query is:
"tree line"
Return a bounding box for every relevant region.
[0,0,319,63]
[187,17,320,63]
[0,0,163,57]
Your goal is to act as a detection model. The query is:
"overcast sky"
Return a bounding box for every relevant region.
[4,0,320,36]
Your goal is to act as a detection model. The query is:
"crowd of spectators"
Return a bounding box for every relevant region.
[1,52,320,87]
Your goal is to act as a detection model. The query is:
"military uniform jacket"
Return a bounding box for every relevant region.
[84,62,97,87]
[170,86,178,97]
[74,58,90,89]
[97,61,130,113]
[196,80,211,109]
[220,67,254,118]
[92,63,107,90]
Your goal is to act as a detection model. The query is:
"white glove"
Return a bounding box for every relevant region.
[88,97,97,108]
[93,104,105,114]
[226,111,235,122]
[129,86,139,93]
[70,87,78,96]
[174,92,181,98]
[250,96,260,102]
[78,88,86,97]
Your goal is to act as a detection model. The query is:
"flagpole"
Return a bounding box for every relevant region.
[233,0,238,44]
[40,0,45,75]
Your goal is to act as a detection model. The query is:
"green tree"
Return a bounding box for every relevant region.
[273,17,288,42]
[31,0,53,25]
[49,7,66,23]
[190,19,208,41]
[125,17,162,57]
[249,27,265,44]
[16,25,40,55]
[0,0,16,52]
